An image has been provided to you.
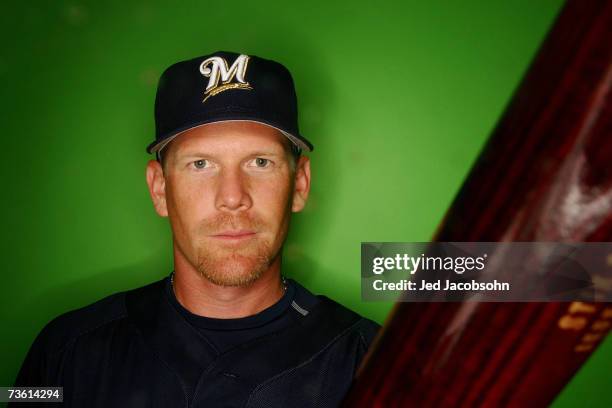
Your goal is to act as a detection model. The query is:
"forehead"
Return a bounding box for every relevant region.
[164,121,290,158]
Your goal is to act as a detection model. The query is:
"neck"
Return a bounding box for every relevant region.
[171,245,286,319]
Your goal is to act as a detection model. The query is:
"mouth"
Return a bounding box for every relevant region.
[210,230,257,241]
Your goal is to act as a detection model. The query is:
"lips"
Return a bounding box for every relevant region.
[210,230,257,240]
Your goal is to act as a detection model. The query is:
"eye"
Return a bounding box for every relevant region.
[192,159,209,169]
[252,158,271,168]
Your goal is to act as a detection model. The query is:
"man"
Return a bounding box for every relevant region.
[13,51,380,407]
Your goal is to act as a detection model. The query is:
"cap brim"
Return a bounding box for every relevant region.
[147,119,313,155]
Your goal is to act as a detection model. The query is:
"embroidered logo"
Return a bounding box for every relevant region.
[199,54,252,103]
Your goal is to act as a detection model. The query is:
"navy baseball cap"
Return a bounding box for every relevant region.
[146,51,313,156]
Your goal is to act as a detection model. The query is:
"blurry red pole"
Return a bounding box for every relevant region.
[343,1,612,406]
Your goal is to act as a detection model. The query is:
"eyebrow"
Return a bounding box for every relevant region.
[175,150,286,162]
[246,151,285,157]
[177,150,286,160]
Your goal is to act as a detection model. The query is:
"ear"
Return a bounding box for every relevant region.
[145,159,168,217]
[291,156,311,213]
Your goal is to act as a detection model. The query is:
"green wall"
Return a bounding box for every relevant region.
[1,0,608,406]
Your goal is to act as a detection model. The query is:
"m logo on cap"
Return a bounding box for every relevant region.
[199,54,252,103]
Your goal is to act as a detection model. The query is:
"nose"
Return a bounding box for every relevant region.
[214,167,252,212]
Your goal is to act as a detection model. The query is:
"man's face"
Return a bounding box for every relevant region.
[146,121,310,287]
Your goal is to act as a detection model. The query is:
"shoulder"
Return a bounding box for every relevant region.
[289,278,381,347]
[31,278,164,356]
[34,290,127,356]
[14,279,165,386]
[317,295,381,348]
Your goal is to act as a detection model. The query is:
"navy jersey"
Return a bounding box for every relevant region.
[12,276,380,407]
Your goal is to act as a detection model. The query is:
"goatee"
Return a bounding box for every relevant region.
[195,212,276,287]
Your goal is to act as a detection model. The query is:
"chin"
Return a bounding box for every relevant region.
[196,251,271,287]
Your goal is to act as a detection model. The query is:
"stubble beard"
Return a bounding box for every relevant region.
[193,213,282,287]
[195,240,275,287]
